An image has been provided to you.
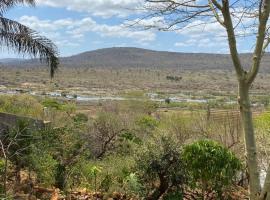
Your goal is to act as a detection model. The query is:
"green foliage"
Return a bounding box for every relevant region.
[119,131,142,145]
[255,112,270,129]
[42,98,62,110]
[136,115,159,132]
[64,158,91,190]
[27,125,87,190]
[0,95,43,118]
[72,113,88,124]
[123,173,142,194]
[4,120,34,168]
[0,91,248,198]
[29,151,58,186]
[100,174,113,192]
[135,135,186,198]
[0,159,5,194]
[42,98,76,113]
[89,166,103,177]
[68,155,136,193]
[89,166,103,192]
[182,140,242,197]
[0,159,5,174]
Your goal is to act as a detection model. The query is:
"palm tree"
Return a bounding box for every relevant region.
[0,0,59,77]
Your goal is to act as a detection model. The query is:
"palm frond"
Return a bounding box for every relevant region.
[0,0,35,14]
[0,17,29,33]
[0,17,59,77]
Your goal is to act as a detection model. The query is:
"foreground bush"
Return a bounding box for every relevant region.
[135,135,186,200]
[182,140,242,199]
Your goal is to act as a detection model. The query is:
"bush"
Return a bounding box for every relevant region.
[135,115,159,135]
[122,173,142,195]
[29,151,58,186]
[72,113,88,124]
[0,95,43,118]
[135,135,186,200]
[88,112,124,158]
[182,140,242,198]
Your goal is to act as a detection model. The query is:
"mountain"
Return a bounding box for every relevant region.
[0,58,24,64]
[2,47,270,71]
[61,47,235,70]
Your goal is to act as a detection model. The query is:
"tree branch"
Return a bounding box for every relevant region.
[247,0,270,85]
[221,0,244,78]
[211,0,222,10]
[208,0,225,27]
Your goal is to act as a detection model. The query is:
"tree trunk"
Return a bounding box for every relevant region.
[238,81,261,199]
[147,174,169,200]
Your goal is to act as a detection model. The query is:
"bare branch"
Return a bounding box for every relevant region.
[208,0,225,27]
[221,0,244,78]
[247,0,270,84]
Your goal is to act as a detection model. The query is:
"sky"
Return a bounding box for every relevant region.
[1,0,258,58]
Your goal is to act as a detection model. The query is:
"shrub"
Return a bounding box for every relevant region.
[0,95,43,118]
[88,112,124,158]
[135,135,186,200]
[135,115,159,134]
[42,98,62,110]
[42,98,76,114]
[165,98,171,104]
[72,113,88,124]
[166,76,182,82]
[182,140,242,198]
[123,173,142,195]
[29,151,58,186]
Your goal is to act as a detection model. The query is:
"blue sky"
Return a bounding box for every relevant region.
[1,0,257,58]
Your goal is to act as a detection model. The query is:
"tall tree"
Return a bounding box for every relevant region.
[137,0,270,199]
[0,0,58,77]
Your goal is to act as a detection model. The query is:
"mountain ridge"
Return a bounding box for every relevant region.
[1,47,269,71]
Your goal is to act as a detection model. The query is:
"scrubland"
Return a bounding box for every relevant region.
[0,66,270,199]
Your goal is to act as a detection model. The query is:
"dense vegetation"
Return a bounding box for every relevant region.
[1,94,269,199]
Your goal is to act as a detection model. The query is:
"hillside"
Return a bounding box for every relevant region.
[2,47,270,71]
[63,47,233,70]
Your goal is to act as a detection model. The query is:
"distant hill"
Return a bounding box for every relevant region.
[1,47,270,71]
[63,47,234,70]
[0,58,24,64]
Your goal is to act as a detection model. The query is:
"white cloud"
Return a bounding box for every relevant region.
[67,18,155,42]
[125,16,166,29]
[174,36,228,52]
[18,15,156,49]
[36,0,143,18]
[172,18,229,52]
[177,20,225,37]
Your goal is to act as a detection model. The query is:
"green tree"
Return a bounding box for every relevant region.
[182,140,242,199]
[0,0,59,77]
